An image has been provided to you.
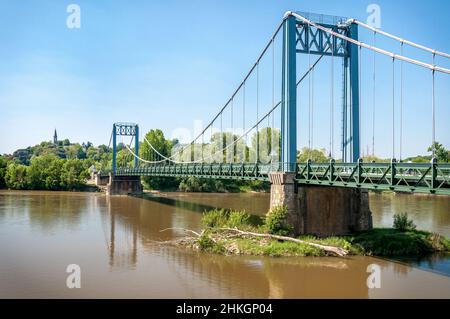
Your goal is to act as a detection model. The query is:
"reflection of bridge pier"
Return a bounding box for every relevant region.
[105,197,139,269]
[160,247,370,298]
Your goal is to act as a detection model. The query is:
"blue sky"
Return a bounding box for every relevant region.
[1,0,449,159]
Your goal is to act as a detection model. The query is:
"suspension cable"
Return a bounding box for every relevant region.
[137,58,322,166]
[135,12,449,167]
[126,101,283,165]
[107,131,113,150]
[350,19,450,59]
[166,19,285,162]
[297,54,324,86]
[287,12,450,74]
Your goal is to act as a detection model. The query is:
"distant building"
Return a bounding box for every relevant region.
[53,129,58,145]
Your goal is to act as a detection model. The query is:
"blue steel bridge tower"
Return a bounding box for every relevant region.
[281,11,360,172]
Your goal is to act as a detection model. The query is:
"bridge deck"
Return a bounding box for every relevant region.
[100,162,450,195]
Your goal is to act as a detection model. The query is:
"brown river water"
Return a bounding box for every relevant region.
[0,190,449,298]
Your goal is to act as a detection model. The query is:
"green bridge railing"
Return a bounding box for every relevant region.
[99,161,450,195]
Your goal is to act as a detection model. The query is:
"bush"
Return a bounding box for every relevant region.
[0,156,7,189]
[227,211,251,228]
[201,209,230,228]
[201,209,254,229]
[5,163,29,190]
[264,205,293,236]
[197,233,225,254]
[393,213,416,232]
[351,229,436,256]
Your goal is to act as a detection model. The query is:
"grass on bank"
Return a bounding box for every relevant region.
[184,208,450,257]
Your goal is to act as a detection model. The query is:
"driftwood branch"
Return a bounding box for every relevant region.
[218,228,349,257]
[160,227,202,237]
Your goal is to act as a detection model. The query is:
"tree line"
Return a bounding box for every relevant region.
[0,130,448,192]
[0,139,112,191]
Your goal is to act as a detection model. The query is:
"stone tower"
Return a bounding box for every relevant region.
[53,129,58,144]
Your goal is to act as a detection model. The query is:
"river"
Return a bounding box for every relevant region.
[0,190,449,298]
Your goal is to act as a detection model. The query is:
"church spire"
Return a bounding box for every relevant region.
[53,129,58,144]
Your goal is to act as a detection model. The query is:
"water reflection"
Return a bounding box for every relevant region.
[100,193,450,298]
[391,253,450,278]
[370,193,450,237]
[1,190,450,298]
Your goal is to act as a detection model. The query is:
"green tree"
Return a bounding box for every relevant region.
[428,142,449,163]
[250,127,281,164]
[139,129,172,161]
[65,144,86,159]
[179,177,227,193]
[12,148,32,165]
[361,155,389,163]
[61,158,89,190]
[207,132,247,163]
[27,154,63,190]
[5,163,29,189]
[0,156,8,188]
[139,129,178,190]
[116,149,134,168]
[297,147,329,163]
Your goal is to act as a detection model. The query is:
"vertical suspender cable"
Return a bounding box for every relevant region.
[311,65,315,151]
[432,68,436,159]
[220,112,223,162]
[392,57,396,159]
[231,98,234,163]
[256,63,260,163]
[372,32,376,156]
[432,53,436,159]
[210,124,213,163]
[201,133,204,162]
[330,35,334,158]
[358,45,362,159]
[308,31,312,154]
[243,82,246,163]
[342,54,346,161]
[400,42,404,161]
[272,38,275,163]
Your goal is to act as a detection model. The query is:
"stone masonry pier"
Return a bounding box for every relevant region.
[269,172,372,236]
[105,173,143,196]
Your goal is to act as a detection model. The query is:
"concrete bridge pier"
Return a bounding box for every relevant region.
[106,173,143,196]
[268,172,372,237]
[94,173,110,186]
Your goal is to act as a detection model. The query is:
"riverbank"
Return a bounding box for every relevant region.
[174,209,450,258]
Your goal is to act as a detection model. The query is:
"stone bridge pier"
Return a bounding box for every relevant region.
[104,173,143,196]
[268,172,372,236]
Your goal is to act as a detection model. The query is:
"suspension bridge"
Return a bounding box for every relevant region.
[98,11,450,200]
